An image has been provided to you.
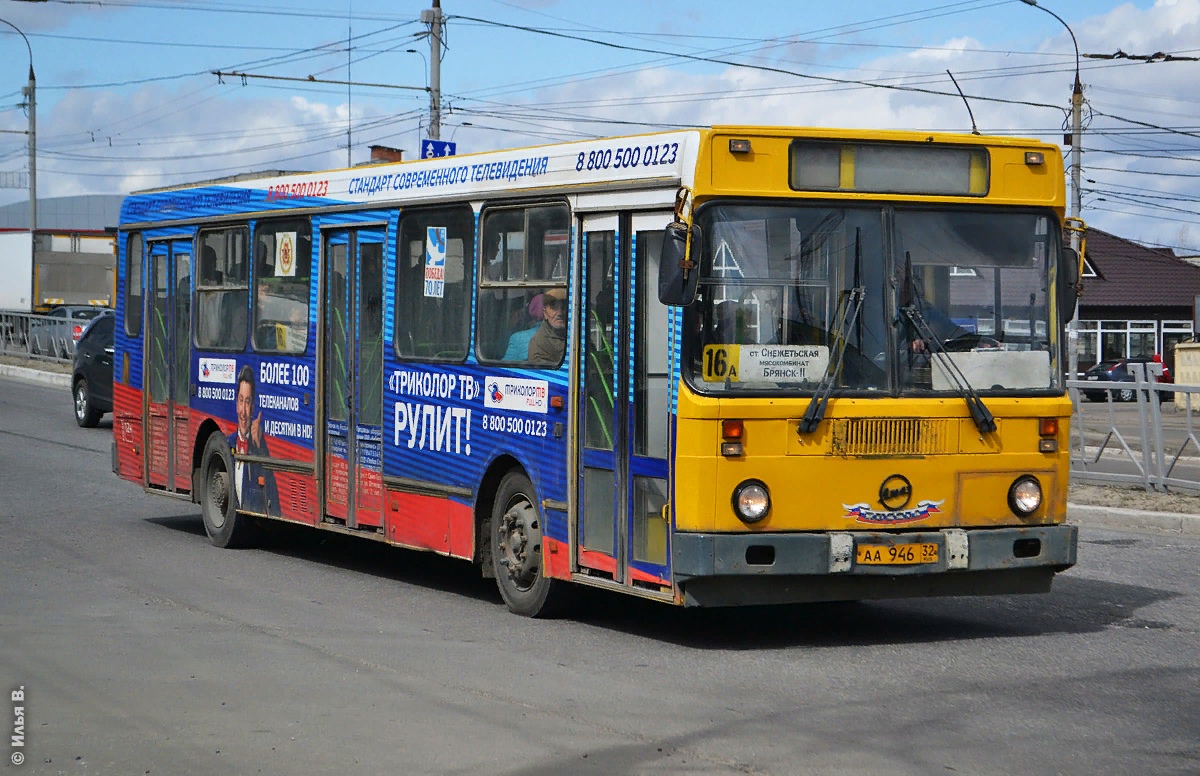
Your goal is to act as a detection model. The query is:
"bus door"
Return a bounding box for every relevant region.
[145,239,192,493]
[577,213,673,589]
[321,227,386,529]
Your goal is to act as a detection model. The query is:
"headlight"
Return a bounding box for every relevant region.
[732,480,770,523]
[1008,476,1042,517]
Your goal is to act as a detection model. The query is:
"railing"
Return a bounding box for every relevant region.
[0,311,79,363]
[1068,364,1200,494]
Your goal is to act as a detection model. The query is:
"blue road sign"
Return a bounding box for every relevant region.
[421,139,457,158]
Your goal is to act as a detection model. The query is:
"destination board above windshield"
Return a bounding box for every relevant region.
[790,141,989,196]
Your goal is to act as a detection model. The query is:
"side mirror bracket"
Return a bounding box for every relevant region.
[1060,216,1086,326]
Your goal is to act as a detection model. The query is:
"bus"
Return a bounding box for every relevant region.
[113,126,1080,616]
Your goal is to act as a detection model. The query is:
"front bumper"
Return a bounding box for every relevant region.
[673,524,1077,607]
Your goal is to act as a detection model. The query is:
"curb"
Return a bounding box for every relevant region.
[0,363,72,388]
[1068,502,1200,536]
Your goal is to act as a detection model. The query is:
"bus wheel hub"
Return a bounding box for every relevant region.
[499,499,540,589]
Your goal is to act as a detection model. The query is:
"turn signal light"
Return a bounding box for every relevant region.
[1038,417,1058,436]
[721,419,744,440]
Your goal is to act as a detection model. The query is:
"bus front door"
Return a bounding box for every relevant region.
[321,227,385,529]
[578,213,673,590]
[145,239,192,493]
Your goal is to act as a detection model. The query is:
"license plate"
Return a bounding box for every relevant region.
[856,542,939,565]
[1087,375,1099,380]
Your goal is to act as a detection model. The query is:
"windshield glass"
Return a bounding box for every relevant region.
[895,209,1058,392]
[686,203,1060,395]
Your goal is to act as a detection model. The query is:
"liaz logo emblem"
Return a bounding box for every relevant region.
[879,474,912,510]
[841,474,944,525]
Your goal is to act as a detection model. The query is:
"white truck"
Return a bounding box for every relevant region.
[0,230,115,358]
[0,229,115,313]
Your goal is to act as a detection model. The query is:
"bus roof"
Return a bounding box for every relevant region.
[119,126,1060,227]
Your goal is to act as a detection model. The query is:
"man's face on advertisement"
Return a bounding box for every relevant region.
[236,379,253,438]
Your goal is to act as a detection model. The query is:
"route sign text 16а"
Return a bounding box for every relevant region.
[422,139,457,158]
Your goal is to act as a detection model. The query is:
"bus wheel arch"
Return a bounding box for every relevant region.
[199,431,258,549]
[191,419,222,499]
[482,463,569,617]
[474,456,522,579]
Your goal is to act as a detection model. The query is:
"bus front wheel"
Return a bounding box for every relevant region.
[200,432,257,549]
[490,471,568,617]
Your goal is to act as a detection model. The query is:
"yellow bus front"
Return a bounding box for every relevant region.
[667,128,1078,606]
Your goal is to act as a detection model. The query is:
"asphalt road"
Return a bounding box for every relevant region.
[2,376,1198,776]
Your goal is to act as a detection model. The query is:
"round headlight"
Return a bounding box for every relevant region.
[1008,476,1042,517]
[732,480,770,523]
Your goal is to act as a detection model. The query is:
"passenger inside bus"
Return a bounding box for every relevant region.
[527,287,567,363]
[503,293,543,360]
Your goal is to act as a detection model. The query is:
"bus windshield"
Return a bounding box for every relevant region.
[688,203,1060,395]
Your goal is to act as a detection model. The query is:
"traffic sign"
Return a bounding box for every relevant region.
[421,139,457,158]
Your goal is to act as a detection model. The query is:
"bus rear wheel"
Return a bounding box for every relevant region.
[491,471,568,617]
[200,432,257,549]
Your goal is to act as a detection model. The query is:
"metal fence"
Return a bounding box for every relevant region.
[1068,364,1200,494]
[0,311,79,363]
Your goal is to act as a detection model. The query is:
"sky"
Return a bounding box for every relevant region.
[1,0,1199,251]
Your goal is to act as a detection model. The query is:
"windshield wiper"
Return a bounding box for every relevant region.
[900,304,997,434]
[799,285,865,434]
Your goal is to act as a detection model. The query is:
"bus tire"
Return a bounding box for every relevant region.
[200,432,257,549]
[491,471,568,618]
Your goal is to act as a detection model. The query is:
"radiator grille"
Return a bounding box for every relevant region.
[830,418,954,456]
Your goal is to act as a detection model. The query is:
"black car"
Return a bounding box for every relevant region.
[1081,356,1172,402]
[71,310,114,427]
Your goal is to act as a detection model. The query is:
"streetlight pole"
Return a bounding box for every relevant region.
[1021,0,1083,381]
[1,17,36,236]
[405,48,428,87]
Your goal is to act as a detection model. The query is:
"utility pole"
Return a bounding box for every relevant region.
[22,63,35,236]
[1067,66,1083,382]
[1020,0,1082,380]
[2,18,36,237]
[421,1,443,140]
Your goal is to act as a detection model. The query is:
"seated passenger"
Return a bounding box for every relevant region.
[503,294,543,361]
[527,287,567,364]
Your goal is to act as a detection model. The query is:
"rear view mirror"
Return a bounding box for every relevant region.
[657,222,702,307]
[1059,246,1080,324]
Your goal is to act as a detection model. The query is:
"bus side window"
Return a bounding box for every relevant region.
[393,205,473,361]
[124,232,143,339]
[477,203,570,366]
[252,219,313,354]
[195,226,248,351]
